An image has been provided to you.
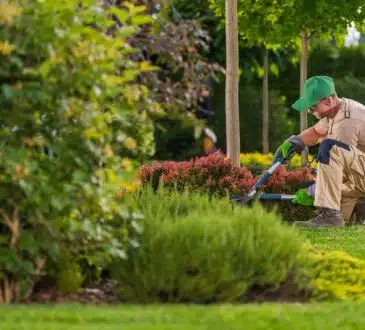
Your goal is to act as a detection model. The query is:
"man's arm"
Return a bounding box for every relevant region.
[274,119,327,162]
[299,120,328,147]
[299,126,324,146]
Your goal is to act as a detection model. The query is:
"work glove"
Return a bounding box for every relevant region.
[273,135,305,163]
[292,183,316,206]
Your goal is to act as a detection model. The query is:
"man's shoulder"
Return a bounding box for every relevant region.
[343,98,365,111]
[336,98,365,123]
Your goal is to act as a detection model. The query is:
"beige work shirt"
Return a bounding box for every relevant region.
[314,98,365,153]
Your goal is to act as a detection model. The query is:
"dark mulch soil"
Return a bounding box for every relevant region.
[28,280,120,305]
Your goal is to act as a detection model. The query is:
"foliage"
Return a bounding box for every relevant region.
[130,17,224,114]
[118,4,225,161]
[139,151,255,197]
[209,0,363,55]
[0,0,153,302]
[110,188,307,303]
[55,262,85,295]
[262,166,315,194]
[153,116,207,161]
[308,250,365,301]
[211,83,297,153]
[209,0,294,50]
[172,0,228,65]
[276,43,365,111]
[281,0,364,44]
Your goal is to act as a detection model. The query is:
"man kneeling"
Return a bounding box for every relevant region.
[274,76,365,228]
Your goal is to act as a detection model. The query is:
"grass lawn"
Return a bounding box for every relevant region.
[300,225,365,259]
[3,302,365,330]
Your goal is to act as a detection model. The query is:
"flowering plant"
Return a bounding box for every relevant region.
[240,152,317,170]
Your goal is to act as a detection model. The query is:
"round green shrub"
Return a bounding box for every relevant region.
[308,250,365,301]
[110,188,308,303]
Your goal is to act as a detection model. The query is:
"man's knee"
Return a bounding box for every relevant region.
[316,139,350,165]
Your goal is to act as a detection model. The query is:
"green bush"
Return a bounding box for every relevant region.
[308,250,365,301]
[0,0,153,302]
[110,187,308,303]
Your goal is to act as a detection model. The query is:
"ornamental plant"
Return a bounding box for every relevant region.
[240,152,317,170]
[140,151,255,197]
[0,0,155,302]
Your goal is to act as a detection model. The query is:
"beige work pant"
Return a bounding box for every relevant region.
[315,142,365,221]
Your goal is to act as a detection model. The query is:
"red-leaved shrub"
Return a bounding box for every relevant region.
[139,153,317,222]
[263,166,315,193]
[140,151,255,197]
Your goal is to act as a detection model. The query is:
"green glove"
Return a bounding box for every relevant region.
[273,135,305,163]
[292,188,314,206]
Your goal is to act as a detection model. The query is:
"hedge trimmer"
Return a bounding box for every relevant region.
[230,151,315,206]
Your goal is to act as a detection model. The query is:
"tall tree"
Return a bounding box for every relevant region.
[262,48,269,153]
[225,0,240,165]
[209,0,294,154]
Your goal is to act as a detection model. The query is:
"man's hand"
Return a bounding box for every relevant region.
[273,135,305,163]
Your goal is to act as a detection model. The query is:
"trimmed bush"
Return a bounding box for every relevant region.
[140,151,255,197]
[110,187,308,303]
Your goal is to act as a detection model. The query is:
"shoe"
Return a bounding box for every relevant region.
[352,198,365,225]
[293,207,345,228]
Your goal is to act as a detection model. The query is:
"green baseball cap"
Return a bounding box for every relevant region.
[292,75,336,112]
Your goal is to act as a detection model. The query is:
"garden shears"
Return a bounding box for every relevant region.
[229,145,314,204]
[230,157,295,204]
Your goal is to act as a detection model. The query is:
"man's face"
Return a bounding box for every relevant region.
[307,96,336,119]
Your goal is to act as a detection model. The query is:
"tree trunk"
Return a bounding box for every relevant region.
[300,26,309,166]
[225,0,240,166]
[262,47,269,154]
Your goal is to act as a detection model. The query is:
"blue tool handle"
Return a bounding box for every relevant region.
[252,160,282,190]
[258,193,295,200]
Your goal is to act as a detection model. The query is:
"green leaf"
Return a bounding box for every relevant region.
[109,7,130,23]
[19,233,38,255]
[118,26,139,38]
[131,14,153,26]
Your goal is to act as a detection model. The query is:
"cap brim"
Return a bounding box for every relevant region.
[292,97,314,112]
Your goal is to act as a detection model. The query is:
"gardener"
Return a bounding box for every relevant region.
[274,75,365,228]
